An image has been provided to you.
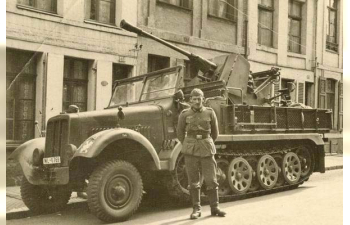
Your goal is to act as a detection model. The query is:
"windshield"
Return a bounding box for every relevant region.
[109,69,179,107]
[109,80,143,107]
[140,71,178,101]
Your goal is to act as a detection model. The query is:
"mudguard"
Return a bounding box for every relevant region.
[73,128,161,170]
[9,138,46,184]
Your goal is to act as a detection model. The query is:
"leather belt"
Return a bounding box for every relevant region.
[186,134,210,140]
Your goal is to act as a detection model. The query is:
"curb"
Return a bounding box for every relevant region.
[6,200,87,220]
[325,165,343,171]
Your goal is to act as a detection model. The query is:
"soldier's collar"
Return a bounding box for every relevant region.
[191,106,204,113]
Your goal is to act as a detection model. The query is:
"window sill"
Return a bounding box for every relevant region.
[287,51,306,59]
[84,19,121,30]
[16,4,62,18]
[256,44,277,54]
[325,49,339,55]
[207,14,236,24]
[156,1,193,13]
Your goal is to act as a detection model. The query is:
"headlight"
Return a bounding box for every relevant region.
[32,148,43,166]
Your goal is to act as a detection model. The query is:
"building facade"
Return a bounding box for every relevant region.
[6,0,342,151]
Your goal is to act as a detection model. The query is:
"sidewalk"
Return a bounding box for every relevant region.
[6,154,343,219]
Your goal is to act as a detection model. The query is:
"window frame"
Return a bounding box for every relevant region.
[157,0,193,11]
[6,49,37,144]
[288,0,303,54]
[207,0,238,22]
[87,0,116,25]
[17,0,58,14]
[326,0,338,52]
[63,57,89,112]
[258,1,274,47]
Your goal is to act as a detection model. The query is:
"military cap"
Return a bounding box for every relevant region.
[190,88,204,97]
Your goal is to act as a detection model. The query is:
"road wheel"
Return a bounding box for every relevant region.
[228,157,252,194]
[216,159,231,196]
[87,160,143,222]
[257,155,279,189]
[246,156,260,192]
[295,146,314,178]
[20,176,71,214]
[282,152,301,185]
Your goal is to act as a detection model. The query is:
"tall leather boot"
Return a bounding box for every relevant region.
[189,189,201,219]
[207,188,226,217]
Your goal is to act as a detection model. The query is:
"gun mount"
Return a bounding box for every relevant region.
[120,20,282,106]
[121,20,217,79]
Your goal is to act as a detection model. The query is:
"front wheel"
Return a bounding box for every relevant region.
[20,176,71,214]
[87,160,143,222]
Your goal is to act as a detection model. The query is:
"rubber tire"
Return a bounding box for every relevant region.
[20,176,71,214]
[87,160,143,222]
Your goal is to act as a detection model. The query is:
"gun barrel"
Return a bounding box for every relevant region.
[120,20,217,70]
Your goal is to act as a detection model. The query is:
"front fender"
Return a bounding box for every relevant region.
[9,138,45,184]
[73,128,161,170]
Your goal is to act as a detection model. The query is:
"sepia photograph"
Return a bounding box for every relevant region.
[5,0,344,224]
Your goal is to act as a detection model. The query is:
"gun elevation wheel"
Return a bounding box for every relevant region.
[282,152,301,184]
[228,157,252,194]
[257,155,279,189]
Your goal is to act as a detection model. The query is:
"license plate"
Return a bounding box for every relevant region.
[43,156,61,165]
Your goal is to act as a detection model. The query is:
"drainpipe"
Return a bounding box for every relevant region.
[313,0,318,109]
[42,53,48,133]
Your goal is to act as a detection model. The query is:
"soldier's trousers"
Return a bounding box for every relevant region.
[184,154,219,190]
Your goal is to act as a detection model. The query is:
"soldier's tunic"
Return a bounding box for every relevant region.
[177,106,219,190]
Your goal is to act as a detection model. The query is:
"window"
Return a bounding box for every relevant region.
[86,0,116,24]
[6,49,37,143]
[63,58,89,112]
[326,0,338,52]
[326,79,335,111]
[18,0,57,13]
[148,54,170,72]
[258,0,274,47]
[288,0,302,53]
[158,0,193,10]
[112,63,133,91]
[208,0,237,21]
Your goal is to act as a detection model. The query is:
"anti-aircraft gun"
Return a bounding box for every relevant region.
[10,20,332,223]
[121,20,283,106]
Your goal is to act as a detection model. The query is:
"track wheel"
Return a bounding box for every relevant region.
[257,155,279,189]
[273,154,285,187]
[87,160,143,222]
[20,176,71,214]
[228,157,252,194]
[246,157,260,192]
[216,159,231,196]
[282,152,301,184]
[295,146,314,178]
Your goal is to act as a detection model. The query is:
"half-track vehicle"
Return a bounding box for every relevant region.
[11,20,332,222]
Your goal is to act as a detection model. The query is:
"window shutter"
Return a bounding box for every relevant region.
[338,81,343,130]
[318,77,326,109]
[298,82,304,104]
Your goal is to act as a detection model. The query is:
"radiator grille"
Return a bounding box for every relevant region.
[44,119,68,166]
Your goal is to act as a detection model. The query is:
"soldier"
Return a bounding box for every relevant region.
[177,88,226,219]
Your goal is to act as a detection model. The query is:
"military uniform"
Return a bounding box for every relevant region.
[177,106,219,190]
[177,99,226,219]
